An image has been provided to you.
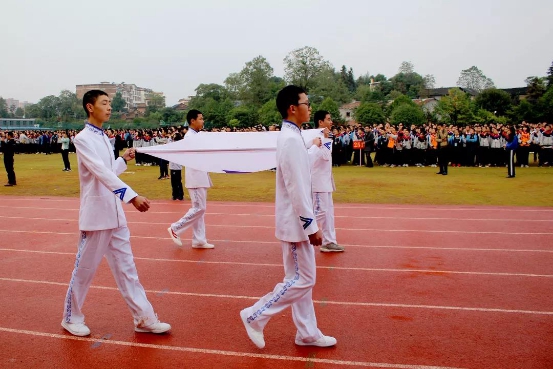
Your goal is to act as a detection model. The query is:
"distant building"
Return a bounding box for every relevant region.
[412,98,439,113]
[5,98,19,111]
[0,118,39,130]
[424,87,478,100]
[339,101,361,122]
[76,82,165,109]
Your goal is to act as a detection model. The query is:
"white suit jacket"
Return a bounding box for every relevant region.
[307,130,335,193]
[184,128,212,189]
[275,121,319,242]
[75,123,138,231]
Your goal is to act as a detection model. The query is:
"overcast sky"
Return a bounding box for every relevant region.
[1,0,552,105]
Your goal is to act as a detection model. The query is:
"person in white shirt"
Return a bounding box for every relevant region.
[309,110,344,253]
[61,90,170,337]
[167,110,214,249]
[240,85,337,349]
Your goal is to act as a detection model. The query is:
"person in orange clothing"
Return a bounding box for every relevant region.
[517,126,531,167]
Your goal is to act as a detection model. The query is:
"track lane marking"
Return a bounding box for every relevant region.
[1,278,552,315]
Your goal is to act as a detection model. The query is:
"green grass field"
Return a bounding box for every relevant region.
[1,152,552,207]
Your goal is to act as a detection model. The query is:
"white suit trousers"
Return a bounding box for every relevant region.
[63,227,157,326]
[244,241,323,342]
[171,188,208,245]
[313,192,337,245]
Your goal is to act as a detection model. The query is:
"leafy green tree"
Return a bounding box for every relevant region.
[457,66,495,92]
[283,46,330,92]
[354,102,385,125]
[398,61,415,74]
[546,61,553,90]
[390,104,426,126]
[258,98,281,126]
[310,67,351,104]
[0,97,9,118]
[112,92,127,112]
[475,89,512,116]
[390,71,424,98]
[474,108,507,124]
[525,76,547,102]
[388,94,417,115]
[227,106,258,127]
[15,107,24,117]
[508,99,536,123]
[538,88,553,122]
[435,88,473,125]
[318,97,344,124]
[201,98,234,128]
[235,55,275,107]
[24,103,40,119]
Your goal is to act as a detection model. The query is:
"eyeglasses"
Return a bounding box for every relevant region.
[297,102,311,108]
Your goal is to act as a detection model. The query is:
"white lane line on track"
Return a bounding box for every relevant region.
[1,277,552,316]
[1,249,552,278]
[1,216,552,235]
[2,205,553,222]
[0,327,467,369]
[1,200,552,212]
[1,229,552,253]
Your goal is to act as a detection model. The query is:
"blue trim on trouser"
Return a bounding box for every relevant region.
[247,243,299,323]
[64,232,87,322]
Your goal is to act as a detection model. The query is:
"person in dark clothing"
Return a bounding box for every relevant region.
[436,123,449,175]
[505,126,518,178]
[2,132,17,186]
[363,126,374,167]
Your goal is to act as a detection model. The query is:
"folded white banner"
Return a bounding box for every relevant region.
[137,129,325,173]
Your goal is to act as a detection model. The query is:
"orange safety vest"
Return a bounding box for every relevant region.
[519,132,530,146]
[387,137,396,148]
[430,135,437,149]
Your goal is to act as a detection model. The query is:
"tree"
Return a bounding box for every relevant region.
[15,107,24,118]
[227,106,258,127]
[146,92,165,114]
[318,97,343,124]
[390,104,426,126]
[258,98,281,126]
[435,88,473,125]
[389,94,417,115]
[508,99,536,123]
[354,103,385,125]
[310,66,351,104]
[390,71,424,98]
[112,92,126,112]
[525,76,547,102]
[457,66,495,92]
[546,61,553,90]
[475,89,512,116]
[283,46,330,91]
[0,97,8,118]
[340,65,356,93]
[398,61,415,74]
[235,55,275,107]
[420,74,436,97]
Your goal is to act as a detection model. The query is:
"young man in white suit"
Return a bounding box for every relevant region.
[62,90,170,336]
[309,110,344,253]
[167,110,214,249]
[240,86,337,349]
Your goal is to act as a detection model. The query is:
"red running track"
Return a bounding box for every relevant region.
[0,196,552,369]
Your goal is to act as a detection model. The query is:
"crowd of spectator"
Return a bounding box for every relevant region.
[1,121,551,171]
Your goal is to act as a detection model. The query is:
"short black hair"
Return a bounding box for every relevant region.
[276,85,306,119]
[187,109,202,124]
[83,90,108,117]
[313,110,330,127]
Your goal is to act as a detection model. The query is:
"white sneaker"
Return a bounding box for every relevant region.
[61,320,91,336]
[295,333,337,347]
[135,320,171,334]
[167,227,182,247]
[240,309,265,349]
[192,242,215,249]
